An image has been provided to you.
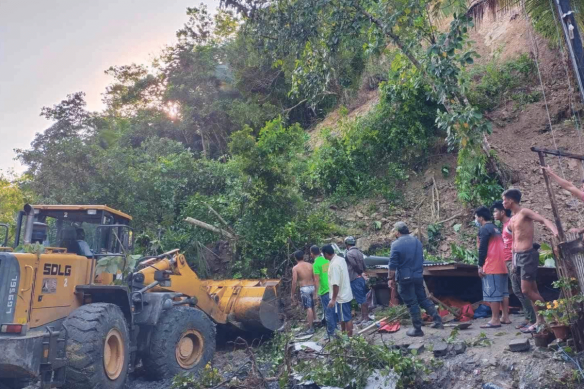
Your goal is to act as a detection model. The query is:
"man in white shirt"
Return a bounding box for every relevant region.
[322,244,354,337]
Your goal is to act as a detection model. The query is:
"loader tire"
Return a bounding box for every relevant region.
[0,378,29,389]
[142,306,216,380]
[62,303,130,389]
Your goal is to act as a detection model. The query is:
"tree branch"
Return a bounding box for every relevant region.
[185,217,236,239]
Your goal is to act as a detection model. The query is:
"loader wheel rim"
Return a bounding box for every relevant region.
[176,329,204,369]
[104,328,124,380]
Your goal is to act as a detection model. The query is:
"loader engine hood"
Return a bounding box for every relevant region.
[0,253,20,325]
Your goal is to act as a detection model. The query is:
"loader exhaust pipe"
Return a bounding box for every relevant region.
[23,204,35,245]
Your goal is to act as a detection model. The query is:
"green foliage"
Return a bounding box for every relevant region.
[171,363,222,389]
[441,165,450,178]
[446,327,460,343]
[427,223,443,251]
[449,242,478,264]
[296,335,425,388]
[0,174,30,242]
[258,331,293,376]
[468,331,492,347]
[539,242,555,266]
[467,53,538,111]
[307,55,439,199]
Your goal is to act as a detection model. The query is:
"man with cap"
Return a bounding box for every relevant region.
[388,222,443,336]
[344,236,370,324]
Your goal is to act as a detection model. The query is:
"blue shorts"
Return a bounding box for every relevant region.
[482,274,509,302]
[350,277,368,304]
[335,302,352,322]
[320,293,337,336]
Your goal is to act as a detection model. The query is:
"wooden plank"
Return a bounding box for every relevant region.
[535,150,566,240]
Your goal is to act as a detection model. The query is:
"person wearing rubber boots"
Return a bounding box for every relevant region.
[388,222,443,337]
[344,236,370,325]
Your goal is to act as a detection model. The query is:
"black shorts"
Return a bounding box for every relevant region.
[514,249,538,281]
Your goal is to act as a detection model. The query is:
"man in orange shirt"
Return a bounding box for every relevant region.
[475,206,509,328]
[492,201,535,330]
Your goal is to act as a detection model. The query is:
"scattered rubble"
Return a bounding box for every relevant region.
[509,338,531,352]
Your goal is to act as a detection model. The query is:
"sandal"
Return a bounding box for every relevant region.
[515,321,529,329]
[480,322,502,329]
[520,324,537,334]
[501,320,512,325]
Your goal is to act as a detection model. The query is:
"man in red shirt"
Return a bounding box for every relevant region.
[475,206,509,328]
[492,201,535,330]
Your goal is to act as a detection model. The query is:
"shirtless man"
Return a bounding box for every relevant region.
[502,189,558,331]
[291,250,317,334]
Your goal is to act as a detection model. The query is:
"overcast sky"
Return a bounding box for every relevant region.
[0,0,217,175]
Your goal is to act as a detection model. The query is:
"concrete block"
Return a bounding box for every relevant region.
[433,342,449,357]
[408,343,425,355]
[453,342,466,355]
[509,338,530,352]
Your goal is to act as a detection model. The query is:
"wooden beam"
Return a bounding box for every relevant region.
[535,151,566,241]
[531,146,584,161]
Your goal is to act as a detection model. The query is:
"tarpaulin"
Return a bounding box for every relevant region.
[378,320,401,333]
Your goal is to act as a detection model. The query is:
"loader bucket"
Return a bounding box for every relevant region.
[203,279,283,332]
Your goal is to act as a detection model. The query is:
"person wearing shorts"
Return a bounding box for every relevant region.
[493,201,536,329]
[291,250,316,335]
[345,236,370,324]
[514,248,540,281]
[300,285,316,310]
[475,206,509,329]
[503,188,558,332]
[323,244,354,337]
[312,245,337,338]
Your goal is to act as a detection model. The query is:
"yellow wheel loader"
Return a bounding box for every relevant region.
[0,205,282,389]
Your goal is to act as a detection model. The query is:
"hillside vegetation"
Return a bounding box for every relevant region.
[2,1,581,277]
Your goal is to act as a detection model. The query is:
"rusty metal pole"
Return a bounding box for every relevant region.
[537,151,566,242]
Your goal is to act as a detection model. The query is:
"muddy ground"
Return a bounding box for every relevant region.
[124,307,583,389]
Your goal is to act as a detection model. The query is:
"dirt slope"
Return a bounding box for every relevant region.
[317,11,584,254]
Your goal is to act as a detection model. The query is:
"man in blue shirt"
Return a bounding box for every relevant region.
[388,222,443,336]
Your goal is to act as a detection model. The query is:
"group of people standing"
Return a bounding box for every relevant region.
[475,188,558,332]
[291,165,583,338]
[291,237,370,337]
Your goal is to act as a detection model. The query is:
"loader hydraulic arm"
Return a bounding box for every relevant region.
[135,251,282,332]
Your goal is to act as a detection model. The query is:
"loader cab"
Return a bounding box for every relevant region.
[14,204,133,257]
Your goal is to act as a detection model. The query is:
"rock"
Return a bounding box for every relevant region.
[544,205,552,210]
[440,243,449,252]
[346,216,356,222]
[433,342,449,357]
[547,340,566,351]
[356,211,364,218]
[533,349,548,359]
[356,237,371,252]
[453,342,467,355]
[408,343,425,355]
[371,212,380,218]
[509,338,530,352]
[292,341,322,353]
[329,205,338,210]
[364,369,399,389]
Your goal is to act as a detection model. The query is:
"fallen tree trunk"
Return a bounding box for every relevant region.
[185,217,236,239]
